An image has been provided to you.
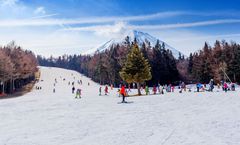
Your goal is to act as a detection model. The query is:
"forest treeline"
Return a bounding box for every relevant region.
[0,42,38,95]
[178,40,240,84]
[38,38,240,87]
[38,38,179,87]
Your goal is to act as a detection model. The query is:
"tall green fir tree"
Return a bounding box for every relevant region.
[120,44,152,95]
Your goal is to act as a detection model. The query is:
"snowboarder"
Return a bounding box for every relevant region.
[105,85,108,95]
[72,86,75,94]
[99,86,102,96]
[120,85,126,103]
[145,86,149,95]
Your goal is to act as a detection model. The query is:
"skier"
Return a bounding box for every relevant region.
[88,82,90,86]
[75,88,81,98]
[158,85,163,94]
[99,86,102,96]
[120,85,126,103]
[53,88,55,93]
[145,85,149,95]
[152,85,157,94]
[196,83,201,92]
[111,84,113,90]
[105,85,108,95]
[72,86,75,94]
[209,79,214,92]
[128,84,131,92]
[231,83,235,91]
[171,85,175,92]
[223,82,228,92]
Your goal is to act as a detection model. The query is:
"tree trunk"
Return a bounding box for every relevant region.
[137,82,141,96]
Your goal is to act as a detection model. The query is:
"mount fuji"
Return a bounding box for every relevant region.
[83,30,184,58]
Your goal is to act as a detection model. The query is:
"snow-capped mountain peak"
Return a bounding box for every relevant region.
[83,30,184,58]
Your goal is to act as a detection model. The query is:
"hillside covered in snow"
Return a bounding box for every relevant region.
[1,67,240,145]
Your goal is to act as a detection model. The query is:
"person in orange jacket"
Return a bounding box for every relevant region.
[120,85,127,103]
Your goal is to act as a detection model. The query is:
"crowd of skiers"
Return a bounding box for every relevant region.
[106,79,238,103]
[47,72,238,103]
[196,79,236,93]
[51,74,85,99]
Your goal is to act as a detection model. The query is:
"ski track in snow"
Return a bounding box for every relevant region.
[0,67,240,145]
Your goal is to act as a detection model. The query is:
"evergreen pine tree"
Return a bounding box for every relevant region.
[120,44,152,95]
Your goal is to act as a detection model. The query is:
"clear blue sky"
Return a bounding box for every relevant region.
[0,0,240,56]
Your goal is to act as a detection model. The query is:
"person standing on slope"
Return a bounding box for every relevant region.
[153,85,157,94]
[208,79,214,92]
[159,85,164,94]
[145,85,149,95]
[75,88,81,98]
[72,86,75,94]
[105,85,108,95]
[111,84,113,90]
[223,82,228,92]
[99,86,102,96]
[120,85,126,103]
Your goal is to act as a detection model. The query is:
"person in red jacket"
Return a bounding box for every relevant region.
[120,85,126,103]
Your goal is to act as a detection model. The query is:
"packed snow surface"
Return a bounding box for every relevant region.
[1,67,240,145]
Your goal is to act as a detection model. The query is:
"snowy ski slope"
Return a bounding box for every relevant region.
[0,67,240,145]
